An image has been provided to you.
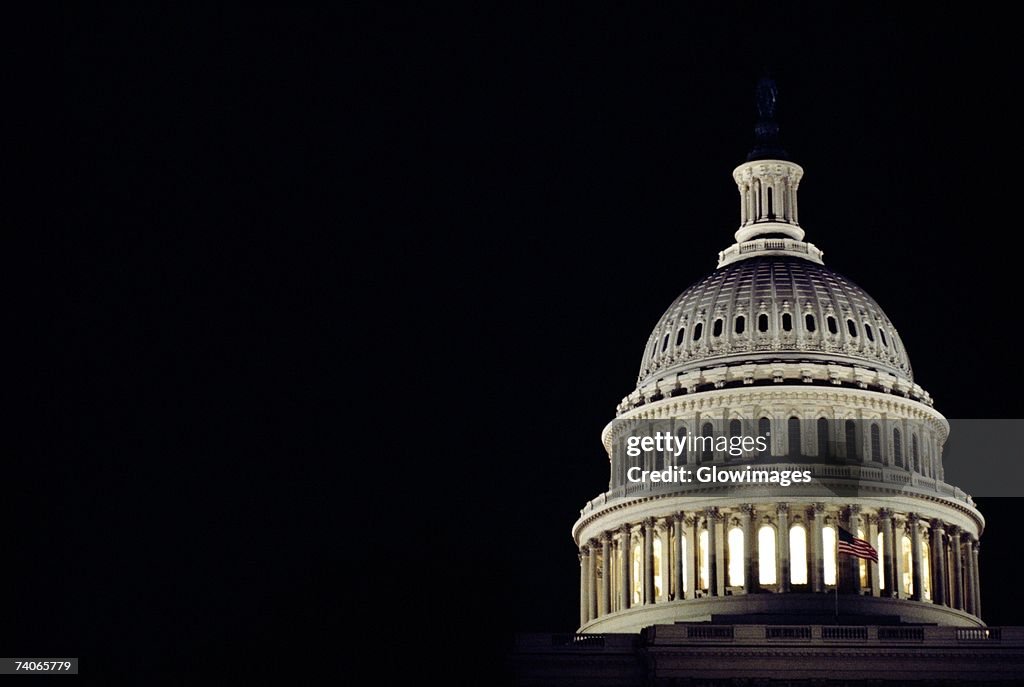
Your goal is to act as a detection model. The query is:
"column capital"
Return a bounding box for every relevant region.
[579,547,589,558]
[846,504,862,517]
[930,519,946,532]
[601,531,613,544]
[684,515,696,527]
[673,512,686,525]
[948,525,962,538]
[908,512,920,525]
[740,503,755,517]
[813,502,826,514]
[619,524,632,537]
[643,517,656,529]
[878,507,893,520]
[588,538,601,549]
[776,502,790,515]
[704,507,720,521]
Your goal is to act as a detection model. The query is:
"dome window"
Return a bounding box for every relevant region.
[734,315,746,334]
[787,417,801,457]
[846,319,858,337]
[879,329,888,347]
[662,333,670,352]
[845,419,859,460]
[713,318,724,337]
[758,313,769,332]
[865,324,874,342]
[826,316,838,335]
[805,314,816,332]
[781,313,793,332]
[870,424,882,463]
[676,327,686,346]
[676,426,688,464]
[700,422,714,463]
[893,428,903,467]
[693,323,703,341]
[650,342,658,359]
[817,417,830,457]
[758,417,771,457]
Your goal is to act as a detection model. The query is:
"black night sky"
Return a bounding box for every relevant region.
[45,5,1024,682]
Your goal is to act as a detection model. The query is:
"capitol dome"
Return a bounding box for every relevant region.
[573,78,983,635]
[636,256,918,399]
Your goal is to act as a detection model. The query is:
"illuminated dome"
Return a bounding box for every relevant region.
[573,79,983,635]
[636,256,919,400]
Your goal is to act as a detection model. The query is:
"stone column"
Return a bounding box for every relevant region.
[909,514,923,601]
[659,519,671,603]
[684,516,697,600]
[964,535,976,616]
[706,508,719,597]
[740,504,755,593]
[973,541,982,619]
[950,526,963,610]
[588,539,599,619]
[777,504,791,593]
[579,546,590,626]
[643,518,655,605]
[893,518,906,599]
[600,532,611,616]
[844,506,861,594]
[930,520,946,606]
[673,514,684,601]
[810,504,825,593]
[879,508,896,596]
[619,525,631,610]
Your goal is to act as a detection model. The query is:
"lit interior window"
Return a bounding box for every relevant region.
[921,539,931,601]
[858,528,868,588]
[680,535,688,594]
[632,542,643,604]
[901,535,913,596]
[653,537,663,599]
[759,525,777,585]
[728,527,744,587]
[790,525,808,584]
[823,526,837,586]
[877,532,885,590]
[699,530,709,591]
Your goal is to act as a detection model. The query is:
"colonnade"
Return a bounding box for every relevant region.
[579,504,981,626]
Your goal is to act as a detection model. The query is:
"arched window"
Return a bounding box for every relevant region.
[729,419,742,459]
[871,424,882,463]
[790,525,808,584]
[767,186,774,218]
[877,532,885,590]
[912,435,920,472]
[698,529,710,591]
[653,537,664,599]
[728,527,744,587]
[865,323,875,342]
[847,319,858,337]
[893,428,903,467]
[880,329,888,347]
[758,313,769,332]
[845,419,858,460]
[735,315,746,334]
[693,322,703,341]
[759,525,777,585]
[901,535,913,596]
[650,341,658,359]
[676,327,686,346]
[701,422,714,463]
[662,333,670,351]
[676,426,688,465]
[827,316,838,334]
[759,417,771,457]
[654,444,664,471]
[782,312,793,332]
[817,417,830,457]
[805,313,816,332]
[632,541,644,604]
[713,319,724,337]
[787,417,801,457]
[823,526,837,586]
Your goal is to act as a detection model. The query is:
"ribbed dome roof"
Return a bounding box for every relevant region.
[637,256,912,388]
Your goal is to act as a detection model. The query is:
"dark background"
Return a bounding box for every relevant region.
[45,4,1023,682]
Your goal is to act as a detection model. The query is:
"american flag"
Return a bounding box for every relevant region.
[837,527,878,563]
